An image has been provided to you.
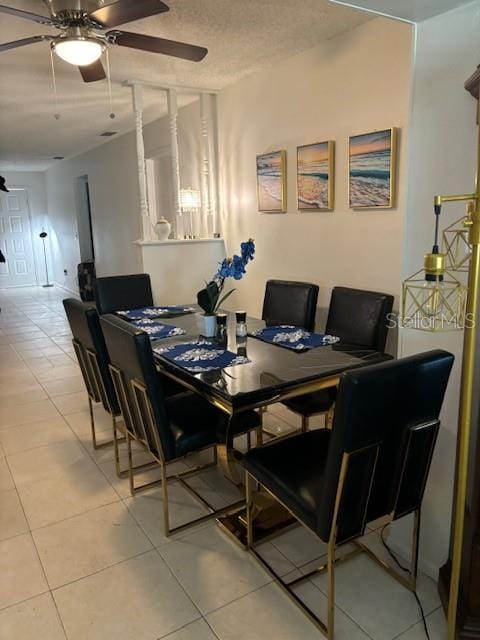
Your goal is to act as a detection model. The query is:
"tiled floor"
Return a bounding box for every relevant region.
[0,286,446,639]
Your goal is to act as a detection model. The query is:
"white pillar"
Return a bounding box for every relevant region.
[210,93,220,236]
[168,88,183,239]
[131,84,151,241]
[200,92,214,238]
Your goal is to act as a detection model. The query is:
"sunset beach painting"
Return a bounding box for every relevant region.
[256,150,286,212]
[349,128,397,209]
[297,141,334,210]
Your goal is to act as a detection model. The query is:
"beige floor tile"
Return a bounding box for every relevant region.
[0,457,15,493]
[163,619,217,640]
[33,501,153,588]
[48,354,76,367]
[0,398,59,429]
[0,416,75,455]
[396,606,445,639]
[122,476,213,546]
[0,387,48,407]
[270,524,326,568]
[0,533,48,609]
[35,364,81,383]
[53,550,200,640]
[0,489,29,540]
[0,368,37,387]
[310,553,441,640]
[159,524,271,614]
[51,390,89,415]
[41,374,86,398]
[0,593,66,640]
[207,580,369,640]
[65,406,113,436]
[8,440,119,528]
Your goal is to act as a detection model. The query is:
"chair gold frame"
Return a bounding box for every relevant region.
[245,420,439,639]
[108,363,246,537]
[72,338,155,479]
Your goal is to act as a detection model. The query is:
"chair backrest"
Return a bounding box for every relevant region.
[62,298,118,415]
[325,286,394,351]
[316,350,454,544]
[262,279,319,332]
[100,314,175,461]
[95,274,154,315]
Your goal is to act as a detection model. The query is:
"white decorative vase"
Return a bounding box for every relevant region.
[155,217,171,241]
[197,313,217,337]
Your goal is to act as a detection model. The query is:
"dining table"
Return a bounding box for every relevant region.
[149,308,392,545]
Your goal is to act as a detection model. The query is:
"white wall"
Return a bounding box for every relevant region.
[0,171,51,285]
[217,18,413,326]
[392,0,480,577]
[44,99,203,293]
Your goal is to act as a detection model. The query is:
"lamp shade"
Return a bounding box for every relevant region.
[442,216,472,272]
[53,37,104,66]
[179,188,201,211]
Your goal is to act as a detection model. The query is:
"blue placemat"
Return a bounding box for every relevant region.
[154,340,250,373]
[117,305,195,321]
[132,319,186,341]
[249,325,340,351]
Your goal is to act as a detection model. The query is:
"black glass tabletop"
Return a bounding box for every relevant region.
[150,310,391,412]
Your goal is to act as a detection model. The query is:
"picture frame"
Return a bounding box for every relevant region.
[349,128,398,209]
[256,150,287,213]
[297,141,335,210]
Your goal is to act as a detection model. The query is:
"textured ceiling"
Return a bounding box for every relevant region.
[0,0,371,171]
[329,0,474,22]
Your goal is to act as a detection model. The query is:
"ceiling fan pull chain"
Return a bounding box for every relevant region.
[49,47,61,120]
[105,48,115,120]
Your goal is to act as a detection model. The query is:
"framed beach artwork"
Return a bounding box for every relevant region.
[349,128,398,209]
[256,150,286,212]
[297,141,334,210]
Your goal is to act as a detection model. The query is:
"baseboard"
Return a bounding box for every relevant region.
[53,282,79,296]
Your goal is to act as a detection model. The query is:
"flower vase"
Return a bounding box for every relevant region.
[198,313,217,338]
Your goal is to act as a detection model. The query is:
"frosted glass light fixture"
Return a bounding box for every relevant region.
[53,37,104,66]
[180,187,201,238]
[402,205,467,331]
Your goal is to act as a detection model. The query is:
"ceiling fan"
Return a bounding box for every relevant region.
[0,0,208,82]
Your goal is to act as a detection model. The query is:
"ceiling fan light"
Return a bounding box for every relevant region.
[53,38,104,66]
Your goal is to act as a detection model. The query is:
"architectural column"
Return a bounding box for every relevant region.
[200,92,213,237]
[168,88,182,239]
[131,84,152,241]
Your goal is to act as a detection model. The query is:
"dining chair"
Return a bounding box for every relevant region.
[262,279,319,332]
[244,349,454,639]
[100,313,262,536]
[63,298,126,474]
[282,286,394,431]
[94,273,154,315]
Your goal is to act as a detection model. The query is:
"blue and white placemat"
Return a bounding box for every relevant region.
[117,305,195,321]
[249,325,339,351]
[132,319,186,341]
[154,340,250,373]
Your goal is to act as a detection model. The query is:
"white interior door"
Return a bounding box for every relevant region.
[0,189,37,287]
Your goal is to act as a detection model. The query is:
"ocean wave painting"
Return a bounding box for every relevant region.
[256,150,286,212]
[297,141,334,210]
[349,129,397,208]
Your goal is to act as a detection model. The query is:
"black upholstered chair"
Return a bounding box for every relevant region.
[95,273,154,315]
[282,286,394,431]
[100,314,262,536]
[262,279,319,332]
[63,299,123,457]
[245,350,454,638]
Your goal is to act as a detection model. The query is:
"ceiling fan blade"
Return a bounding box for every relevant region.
[89,0,169,28]
[79,60,107,83]
[0,4,54,25]
[110,31,208,62]
[0,35,55,53]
